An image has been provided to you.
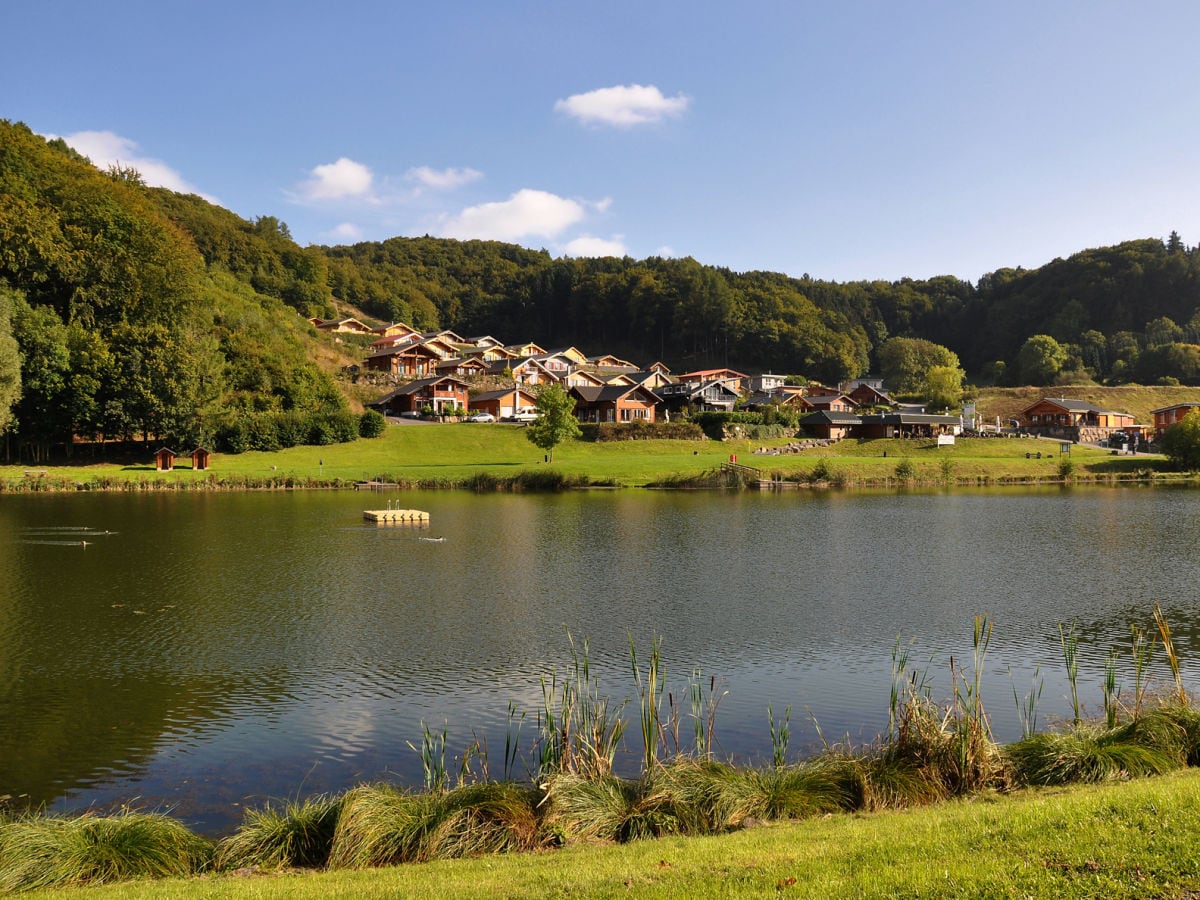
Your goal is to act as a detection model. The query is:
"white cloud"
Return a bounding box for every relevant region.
[407,165,483,190]
[440,189,586,241]
[300,157,375,201]
[59,130,218,202]
[564,235,629,258]
[325,222,364,242]
[655,245,676,258]
[555,84,690,127]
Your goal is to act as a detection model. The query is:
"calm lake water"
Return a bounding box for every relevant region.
[3,485,1200,834]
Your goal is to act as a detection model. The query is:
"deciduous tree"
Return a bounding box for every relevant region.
[525,383,580,463]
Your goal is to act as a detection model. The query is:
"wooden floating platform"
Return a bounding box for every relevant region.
[363,508,430,524]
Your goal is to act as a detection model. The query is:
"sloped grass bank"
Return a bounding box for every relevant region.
[18,773,1200,899]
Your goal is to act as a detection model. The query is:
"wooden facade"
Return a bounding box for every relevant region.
[1151,403,1200,436]
[371,376,470,416]
[469,388,540,419]
[154,447,176,471]
[570,385,660,423]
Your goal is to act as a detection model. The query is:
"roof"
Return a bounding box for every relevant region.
[1021,397,1116,415]
[471,387,538,403]
[572,384,661,404]
[372,376,468,401]
[1151,402,1200,414]
[798,411,861,425]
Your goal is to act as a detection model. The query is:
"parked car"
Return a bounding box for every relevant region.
[466,412,495,423]
[505,411,539,423]
[399,410,423,419]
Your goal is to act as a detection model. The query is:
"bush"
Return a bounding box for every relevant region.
[359,410,386,438]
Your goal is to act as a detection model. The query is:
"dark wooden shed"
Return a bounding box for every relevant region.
[190,447,211,471]
[154,447,177,472]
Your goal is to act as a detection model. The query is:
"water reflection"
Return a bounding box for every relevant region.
[2,486,1200,834]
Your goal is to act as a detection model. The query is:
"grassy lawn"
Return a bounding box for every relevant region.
[0,424,1175,490]
[40,769,1200,899]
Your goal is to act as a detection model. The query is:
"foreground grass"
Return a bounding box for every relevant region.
[34,770,1200,899]
[0,425,1178,492]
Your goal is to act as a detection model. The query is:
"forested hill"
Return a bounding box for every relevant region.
[0,120,349,460]
[4,117,1200,460]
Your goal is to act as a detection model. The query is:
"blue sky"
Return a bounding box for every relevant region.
[6,1,1200,283]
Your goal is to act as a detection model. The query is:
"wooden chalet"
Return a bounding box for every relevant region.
[570,384,660,423]
[371,376,470,417]
[469,387,539,420]
[804,393,856,413]
[796,411,860,440]
[485,357,555,385]
[847,382,893,409]
[436,356,490,378]
[311,317,373,335]
[857,413,961,439]
[560,368,607,388]
[745,373,789,393]
[674,368,748,393]
[506,342,547,358]
[371,321,421,340]
[658,378,740,413]
[1021,397,1134,429]
[364,340,442,378]
[1151,402,1200,437]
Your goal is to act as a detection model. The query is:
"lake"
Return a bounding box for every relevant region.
[3,485,1199,834]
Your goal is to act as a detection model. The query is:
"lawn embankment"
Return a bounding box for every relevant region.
[25,770,1200,899]
[976,384,1200,427]
[0,423,1182,492]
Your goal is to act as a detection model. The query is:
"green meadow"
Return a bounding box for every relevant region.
[0,425,1174,491]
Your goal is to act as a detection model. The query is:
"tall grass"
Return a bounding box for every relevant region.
[0,811,211,892]
[214,794,342,871]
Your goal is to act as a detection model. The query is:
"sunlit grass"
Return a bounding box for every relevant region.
[0,428,1175,491]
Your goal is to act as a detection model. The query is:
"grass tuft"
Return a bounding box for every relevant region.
[0,810,211,892]
[1007,720,1184,785]
[213,794,342,871]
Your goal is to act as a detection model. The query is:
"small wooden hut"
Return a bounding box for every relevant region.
[154,447,177,472]
[190,447,211,471]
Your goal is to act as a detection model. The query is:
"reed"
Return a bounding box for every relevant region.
[1153,601,1187,705]
[688,669,727,761]
[1129,623,1155,721]
[214,794,342,871]
[1011,664,1044,740]
[535,632,626,780]
[406,722,448,793]
[629,633,666,774]
[1058,620,1082,725]
[0,810,211,892]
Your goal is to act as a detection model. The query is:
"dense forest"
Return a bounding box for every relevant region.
[3,118,1200,461]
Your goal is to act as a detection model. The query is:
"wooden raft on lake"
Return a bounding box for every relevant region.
[363,508,430,524]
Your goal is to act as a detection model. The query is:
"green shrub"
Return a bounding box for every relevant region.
[359,410,386,438]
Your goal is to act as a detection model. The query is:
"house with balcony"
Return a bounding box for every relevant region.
[370,376,470,417]
[570,384,660,423]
